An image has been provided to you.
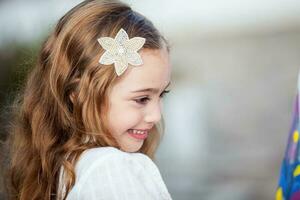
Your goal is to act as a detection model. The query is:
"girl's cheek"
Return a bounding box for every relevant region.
[128,107,144,121]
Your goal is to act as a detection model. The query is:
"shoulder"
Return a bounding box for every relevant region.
[73,146,157,184]
[76,147,152,173]
[66,147,172,200]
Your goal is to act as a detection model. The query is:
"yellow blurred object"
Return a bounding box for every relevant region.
[275,187,283,200]
[294,165,300,177]
[293,130,299,143]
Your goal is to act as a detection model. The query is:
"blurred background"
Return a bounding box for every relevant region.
[1,0,300,199]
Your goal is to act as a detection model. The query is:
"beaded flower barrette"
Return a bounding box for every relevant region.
[97,28,146,76]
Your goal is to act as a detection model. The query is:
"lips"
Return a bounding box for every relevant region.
[128,129,149,140]
[129,129,148,134]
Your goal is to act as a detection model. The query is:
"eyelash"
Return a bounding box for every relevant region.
[134,90,170,105]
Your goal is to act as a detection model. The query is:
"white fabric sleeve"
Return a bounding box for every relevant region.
[68,151,172,200]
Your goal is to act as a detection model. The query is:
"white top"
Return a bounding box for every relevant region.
[60,147,172,200]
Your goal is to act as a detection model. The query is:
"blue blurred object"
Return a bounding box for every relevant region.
[276,74,300,200]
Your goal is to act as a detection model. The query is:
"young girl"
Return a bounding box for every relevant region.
[6,0,172,199]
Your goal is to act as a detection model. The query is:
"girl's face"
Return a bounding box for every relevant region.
[107,48,171,153]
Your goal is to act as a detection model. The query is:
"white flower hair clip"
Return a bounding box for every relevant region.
[97,28,146,76]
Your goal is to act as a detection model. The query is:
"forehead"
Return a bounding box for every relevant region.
[113,48,171,92]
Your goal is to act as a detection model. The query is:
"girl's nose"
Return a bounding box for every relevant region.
[144,101,162,124]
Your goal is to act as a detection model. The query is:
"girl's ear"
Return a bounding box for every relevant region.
[69,78,80,104]
[69,92,76,104]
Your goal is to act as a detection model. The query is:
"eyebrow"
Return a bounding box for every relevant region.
[131,82,171,94]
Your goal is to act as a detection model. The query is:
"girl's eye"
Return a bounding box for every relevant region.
[134,97,150,105]
[160,90,170,98]
[134,90,171,105]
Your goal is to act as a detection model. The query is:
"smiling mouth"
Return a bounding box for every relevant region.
[128,129,149,140]
[129,129,148,134]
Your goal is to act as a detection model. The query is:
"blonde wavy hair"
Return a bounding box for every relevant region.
[6,0,169,199]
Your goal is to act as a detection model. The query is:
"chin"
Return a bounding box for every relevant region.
[121,143,143,153]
